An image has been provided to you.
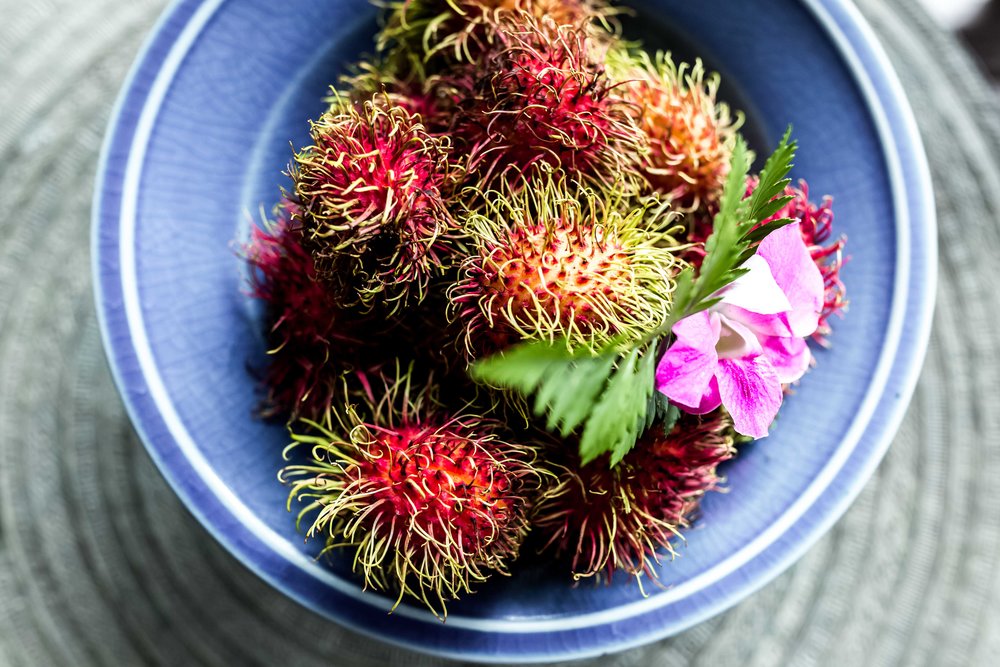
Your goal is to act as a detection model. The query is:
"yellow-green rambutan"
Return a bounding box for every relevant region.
[449,177,686,357]
[610,50,742,211]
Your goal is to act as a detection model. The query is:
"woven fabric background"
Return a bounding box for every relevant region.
[2,1,999,665]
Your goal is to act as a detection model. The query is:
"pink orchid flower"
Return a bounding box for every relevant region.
[656,223,825,438]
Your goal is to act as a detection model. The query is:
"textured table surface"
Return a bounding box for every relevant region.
[2,1,999,665]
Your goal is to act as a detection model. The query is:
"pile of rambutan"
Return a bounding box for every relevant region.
[243,0,848,618]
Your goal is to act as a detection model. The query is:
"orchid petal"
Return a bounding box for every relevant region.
[760,334,812,384]
[757,222,825,337]
[717,356,783,438]
[656,312,720,409]
[673,309,722,346]
[721,254,791,315]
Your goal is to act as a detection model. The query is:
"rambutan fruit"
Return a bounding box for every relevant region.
[450,177,686,356]
[243,202,370,420]
[447,12,645,192]
[611,50,741,211]
[753,178,847,344]
[531,411,736,585]
[280,369,546,617]
[290,97,458,310]
[378,0,614,67]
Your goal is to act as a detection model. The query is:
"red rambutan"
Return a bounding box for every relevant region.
[447,12,644,191]
[280,370,545,617]
[531,411,736,586]
[244,202,371,420]
[379,0,613,67]
[611,51,741,211]
[450,178,686,356]
[291,97,458,309]
[338,57,456,135]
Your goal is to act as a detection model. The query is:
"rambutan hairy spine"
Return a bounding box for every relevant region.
[378,0,617,68]
[336,60,454,134]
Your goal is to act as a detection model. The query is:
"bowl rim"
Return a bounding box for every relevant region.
[92,0,936,661]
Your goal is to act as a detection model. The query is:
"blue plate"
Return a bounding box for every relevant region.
[93,0,935,662]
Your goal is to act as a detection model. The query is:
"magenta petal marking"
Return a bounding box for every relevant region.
[757,222,825,337]
[760,334,812,384]
[655,312,720,409]
[717,356,783,438]
[676,375,722,414]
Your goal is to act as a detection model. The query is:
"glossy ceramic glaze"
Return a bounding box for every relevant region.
[93,0,935,661]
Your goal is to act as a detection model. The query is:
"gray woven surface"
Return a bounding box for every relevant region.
[2,0,999,665]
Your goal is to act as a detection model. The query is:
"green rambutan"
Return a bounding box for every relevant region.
[610,50,741,211]
[531,411,736,586]
[280,369,545,617]
[450,177,686,356]
[291,97,458,310]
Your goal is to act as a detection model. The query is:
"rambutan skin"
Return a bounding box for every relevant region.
[291,97,458,308]
[531,411,736,584]
[449,178,686,356]
[611,51,741,211]
[280,371,546,617]
[446,12,645,192]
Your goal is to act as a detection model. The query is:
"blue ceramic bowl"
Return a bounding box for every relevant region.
[93,0,935,662]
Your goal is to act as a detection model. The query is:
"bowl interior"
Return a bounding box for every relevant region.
[110,0,900,640]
